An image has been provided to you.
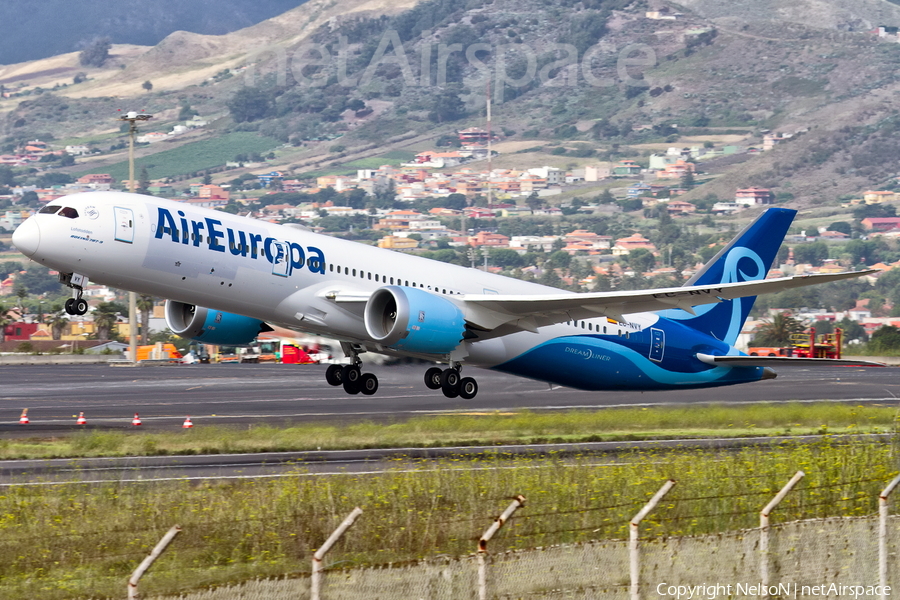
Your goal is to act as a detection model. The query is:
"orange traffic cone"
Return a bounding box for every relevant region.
[76,412,87,425]
[19,409,29,425]
[132,413,142,426]
[182,416,193,429]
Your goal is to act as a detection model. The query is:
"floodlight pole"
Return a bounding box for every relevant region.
[117,111,152,363]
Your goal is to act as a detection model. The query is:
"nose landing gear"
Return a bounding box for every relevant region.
[60,273,89,315]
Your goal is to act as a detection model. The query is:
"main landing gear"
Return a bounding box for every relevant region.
[424,364,478,399]
[60,273,88,315]
[325,344,379,396]
[325,363,379,396]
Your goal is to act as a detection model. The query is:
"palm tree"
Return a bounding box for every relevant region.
[137,295,154,345]
[45,306,69,341]
[751,312,806,347]
[93,303,119,341]
[0,305,10,344]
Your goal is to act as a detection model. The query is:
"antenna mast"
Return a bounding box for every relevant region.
[486,79,492,207]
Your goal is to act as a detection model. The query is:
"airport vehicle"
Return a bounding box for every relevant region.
[12,192,879,399]
[748,327,843,359]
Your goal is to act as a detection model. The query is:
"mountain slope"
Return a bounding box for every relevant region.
[0,0,313,65]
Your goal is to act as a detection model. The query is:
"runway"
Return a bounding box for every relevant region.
[1,433,889,485]
[0,362,897,434]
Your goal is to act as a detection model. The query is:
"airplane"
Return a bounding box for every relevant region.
[11,191,880,399]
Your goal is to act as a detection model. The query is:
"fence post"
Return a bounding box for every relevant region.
[880,474,900,600]
[127,524,181,600]
[760,471,804,594]
[630,479,676,600]
[478,495,526,600]
[311,507,363,600]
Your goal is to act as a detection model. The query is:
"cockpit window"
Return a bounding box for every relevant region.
[39,205,61,214]
[58,207,79,219]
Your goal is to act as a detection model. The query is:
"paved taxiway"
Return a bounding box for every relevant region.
[0,363,896,434]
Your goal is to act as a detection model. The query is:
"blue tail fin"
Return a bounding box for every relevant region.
[662,207,796,345]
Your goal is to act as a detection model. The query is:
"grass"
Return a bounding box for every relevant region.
[0,439,896,599]
[75,132,281,181]
[1,402,898,460]
[302,150,416,178]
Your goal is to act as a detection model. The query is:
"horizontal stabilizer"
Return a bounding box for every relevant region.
[696,353,885,368]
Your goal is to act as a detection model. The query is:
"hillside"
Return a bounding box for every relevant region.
[3,0,900,209]
[0,0,311,65]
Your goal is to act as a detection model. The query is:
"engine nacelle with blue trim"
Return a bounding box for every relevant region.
[364,286,466,355]
[165,300,271,345]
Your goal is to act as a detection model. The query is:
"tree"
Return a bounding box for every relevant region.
[46,307,69,341]
[347,98,366,112]
[869,325,900,354]
[226,86,274,123]
[751,313,805,347]
[18,191,40,208]
[93,302,120,341]
[142,80,153,92]
[0,305,10,343]
[428,89,465,123]
[525,192,542,211]
[137,295,154,345]
[14,285,27,311]
[137,167,152,195]
[680,169,695,189]
[827,221,853,236]
[79,37,111,67]
[628,248,655,273]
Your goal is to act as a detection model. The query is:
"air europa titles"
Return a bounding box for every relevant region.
[154,206,326,274]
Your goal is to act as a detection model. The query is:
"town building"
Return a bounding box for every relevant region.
[734,187,774,206]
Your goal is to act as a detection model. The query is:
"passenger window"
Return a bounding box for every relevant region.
[375,274,379,282]
[589,323,593,331]
[329,264,333,272]
[58,207,79,219]
[352,269,356,276]
[39,205,61,214]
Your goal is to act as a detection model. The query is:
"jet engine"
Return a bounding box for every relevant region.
[364,286,466,355]
[165,300,272,345]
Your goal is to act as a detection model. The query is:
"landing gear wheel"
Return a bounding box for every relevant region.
[325,364,343,386]
[424,367,443,390]
[441,368,460,398]
[458,377,478,400]
[342,365,361,394]
[359,373,378,396]
[74,298,88,315]
[64,298,76,315]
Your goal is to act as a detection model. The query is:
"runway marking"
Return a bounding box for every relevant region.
[0,461,633,486]
[8,396,900,424]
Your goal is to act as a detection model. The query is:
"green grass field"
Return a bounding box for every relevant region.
[1,438,896,600]
[2,402,897,460]
[76,132,281,181]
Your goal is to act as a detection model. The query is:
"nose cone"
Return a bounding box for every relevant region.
[12,218,40,257]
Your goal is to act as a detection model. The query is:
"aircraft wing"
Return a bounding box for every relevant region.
[459,270,877,331]
[696,354,885,368]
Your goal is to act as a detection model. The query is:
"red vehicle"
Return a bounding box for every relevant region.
[748,327,843,359]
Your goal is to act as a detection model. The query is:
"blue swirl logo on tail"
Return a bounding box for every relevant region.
[661,207,796,345]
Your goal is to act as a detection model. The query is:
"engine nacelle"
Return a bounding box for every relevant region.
[165,300,271,345]
[364,286,466,355]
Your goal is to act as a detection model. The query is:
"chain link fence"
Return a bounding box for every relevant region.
[150,515,899,599]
